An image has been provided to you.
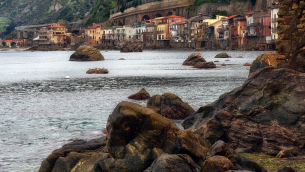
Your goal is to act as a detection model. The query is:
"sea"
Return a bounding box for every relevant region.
[0,50,267,171]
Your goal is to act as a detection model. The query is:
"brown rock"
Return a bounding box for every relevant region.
[276,150,294,158]
[128,88,150,100]
[243,62,251,66]
[70,46,104,61]
[120,43,142,52]
[183,53,206,66]
[194,61,216,68]
[249,52,277,77]
[202,156,236,172]
[147,93,195,119]
[215,52,230,58]
[86,68,109,74]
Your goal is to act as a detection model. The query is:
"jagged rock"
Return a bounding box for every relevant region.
[86,68,109,74]
[249,52,277,77]
[147,93,195,119]
[70,46,104,61]
[183,53,206,66]
[208,140,234,160]
[276,150,294,158]
[215,52,230,58]
[127,88,150,100]
[38,137,106,172]
[183,67,305,156]
[202,156,236,172]
[120,43,142,52]
[144,154,201,172]
[194,61,216,68]
[243,62,251,66]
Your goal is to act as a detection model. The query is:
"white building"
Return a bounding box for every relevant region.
[133,22,146,41]
[270,3,279,41]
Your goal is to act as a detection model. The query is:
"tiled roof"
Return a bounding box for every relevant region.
[222,15,239,21]
[168,15,182,18]
[5,40,14,42]
[246,11,253,15]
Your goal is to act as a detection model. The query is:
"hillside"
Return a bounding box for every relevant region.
[0,0,97,38]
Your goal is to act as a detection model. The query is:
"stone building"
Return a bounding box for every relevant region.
[38,23,66,49]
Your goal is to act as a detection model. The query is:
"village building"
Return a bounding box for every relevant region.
[38,23,67,49]
[270,2,279,42]
[133,22,146,41]
[84,23,102,46]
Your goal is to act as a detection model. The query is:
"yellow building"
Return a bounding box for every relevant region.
[38,23,66,48]
[153,17,170,40]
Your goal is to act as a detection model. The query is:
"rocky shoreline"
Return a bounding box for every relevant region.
[37,50,305,171]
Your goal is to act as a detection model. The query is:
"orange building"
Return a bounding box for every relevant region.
[84,23,102,46]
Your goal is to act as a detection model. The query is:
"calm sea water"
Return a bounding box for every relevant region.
[0,50,266,172]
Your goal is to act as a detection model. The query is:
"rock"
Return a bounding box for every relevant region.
[202,156,236,172]
[249,52,278,77]
[70,46,104,61]
[237,56,243,58]
[147,93,195,119]
[214,60,219,62]
[276,150,294,158]
[182,53,206,66]
[86,68,109,74]
[144,154,201,172]
[119,58,126,60]
[127,88,150,100]
[208,140,234,160]
[183,67,305,156]
[221,63,226,66]
[38,137,106,172]
[243,62,251,66]
[215,52,230,58]
[232,154,267,172]
[194,61,216,68]
[277,167,296,172]
[120,43,143,52]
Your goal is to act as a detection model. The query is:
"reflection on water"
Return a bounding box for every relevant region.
[0,50,266,171]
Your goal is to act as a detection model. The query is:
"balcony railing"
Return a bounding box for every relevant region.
[272,18,277,23]
[217,28,224,32]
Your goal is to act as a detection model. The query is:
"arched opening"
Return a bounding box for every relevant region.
[154,13,162,18]
[142,15,150,21]
[166,12,173,16]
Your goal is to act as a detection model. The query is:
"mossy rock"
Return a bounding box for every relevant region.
[70,45,104,61]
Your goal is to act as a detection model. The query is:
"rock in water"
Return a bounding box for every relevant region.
[147,93,194,119]
[120,43,143,52]
[249,51,278,76]
[194,61,216,68]
[215,53,230,58]
[86,68,109,74]
[183,53,206,66]
[183,67,305,155]
[128,88,150,100]
[69,45,104,61]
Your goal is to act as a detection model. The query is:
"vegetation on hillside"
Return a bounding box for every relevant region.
[85,0,117,26]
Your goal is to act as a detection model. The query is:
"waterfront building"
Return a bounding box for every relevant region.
[84,23,102,46]
[133,22,146,41]
[218,15,240,49]
[233,17,247,47]
[144,20,157,47]
[270,2,279,42]
[124,25,134,42]
[258,13,272,49]
[38,23,67,49]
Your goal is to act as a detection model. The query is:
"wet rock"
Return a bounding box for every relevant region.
[38,137,106,172]
[215,52,230,58]
[202,156,236,172]
[120,43,142,52]
[144,154,201,172]
[70,46,104,61]
[276,150,294,158]
[183,67,305,156]
[194,61,216,68]
[147,93,195,119]
[183,53,206,66]
[221,63,226,66]
[119,58,126,60]
[249,52,277,77]
[243,62,251,66]
[128,88,150,100]
[208,140,234,160]
[237,56,244,58]
[86,68,109,74]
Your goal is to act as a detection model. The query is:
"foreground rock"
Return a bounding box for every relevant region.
[194,61,216,68]
[39,101,266,172]
[128,88,150,100]
[215,52,230,58]
[147,93,195,119]
[86,68,109,74]
[183,67,305,156]
[183,53,206,66]
[249,51,278,76]
[70,46,104,61]
[120,43,142,52]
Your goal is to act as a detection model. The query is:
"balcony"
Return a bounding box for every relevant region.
[272,28,277,33]
[217,28,224,33]
[157,31,164,34]
[272,18,277,23]
[247,32,257,36]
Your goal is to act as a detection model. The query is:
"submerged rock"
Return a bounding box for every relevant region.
[147,93,195,119]
[120,43,142,52]
[70,46,104,61]
[183,53,206,66]
[128,88,150,100]
[215,52,230,58]
[86,68,109,74]
[183,67,305,156]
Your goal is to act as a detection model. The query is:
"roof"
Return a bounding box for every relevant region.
[153,17,168,20]
[222,15,239,21]
[66,33,71,36]
[210,20,222,26]
[5,40,15,43]
[176,21,186,24]
[168,15,182,18]
[124,25,132,27]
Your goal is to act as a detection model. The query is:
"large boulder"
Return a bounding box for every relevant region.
[202,156,236,172]
[120,43,143,52]
[249,52,278,77]
[215,52,230,58]
[183,53,206,66]
[194,61,216,68]
[70,45,104,61]
[183,67,305,156]
[127,88,150,100]
[147,93,195,119]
